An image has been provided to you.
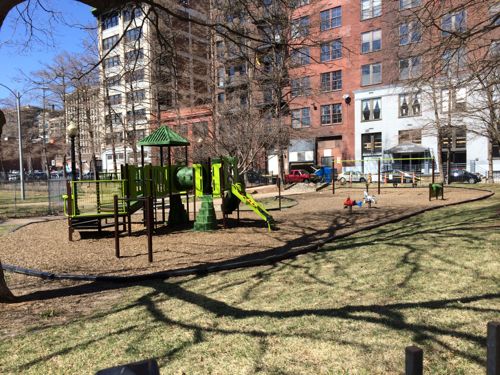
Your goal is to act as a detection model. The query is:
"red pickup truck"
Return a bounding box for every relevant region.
[284,169,316,184]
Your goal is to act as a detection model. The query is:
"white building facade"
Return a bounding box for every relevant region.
[354,84,499,178]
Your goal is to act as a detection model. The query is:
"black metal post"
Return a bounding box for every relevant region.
[377,158,381,195]
[487,322,500,375]
[70,135,78,214]
[405,346,423,375]
[147,195,153,263]
[332,160,335,195]
[432,158,435,184]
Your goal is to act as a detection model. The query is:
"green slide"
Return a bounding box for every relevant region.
[230,183,275,231]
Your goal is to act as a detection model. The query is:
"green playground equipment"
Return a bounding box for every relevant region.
[63,126,274,238]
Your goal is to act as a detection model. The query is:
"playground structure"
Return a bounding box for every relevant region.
[63,126,274,246]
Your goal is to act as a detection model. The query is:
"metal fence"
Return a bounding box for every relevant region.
[0,179,68,218]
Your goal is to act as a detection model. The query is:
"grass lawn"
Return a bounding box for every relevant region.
[0,185,499,374]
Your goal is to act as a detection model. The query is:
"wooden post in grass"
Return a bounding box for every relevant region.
[114,195,120,258]
[377,158,381,195]
[405,346,423,375]
[278,177,282,210]
[487,321,500,375]
[432,158,435,184]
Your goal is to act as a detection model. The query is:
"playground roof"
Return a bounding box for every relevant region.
[138,126,190,147]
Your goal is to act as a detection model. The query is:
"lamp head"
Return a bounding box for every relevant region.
[67,121,78,138]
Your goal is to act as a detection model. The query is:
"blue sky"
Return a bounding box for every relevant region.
[0,0,95,104]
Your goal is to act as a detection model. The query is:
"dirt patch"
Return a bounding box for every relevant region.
[0,187,489,278]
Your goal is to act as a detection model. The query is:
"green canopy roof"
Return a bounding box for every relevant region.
[138,126,190,147]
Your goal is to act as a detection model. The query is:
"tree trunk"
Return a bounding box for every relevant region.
[488,140,494,183]
[0,260,15,303]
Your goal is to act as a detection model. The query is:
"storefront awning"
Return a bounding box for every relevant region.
[385,143,429,154]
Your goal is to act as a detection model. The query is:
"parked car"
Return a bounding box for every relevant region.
[245,170,265,184]
[449,169,481,184]
[27,170,48,180]
[8,172,20,181]
[50,170,64,179]
[337,171,367,185]
[284,169,318,184]
[382,169,421,186]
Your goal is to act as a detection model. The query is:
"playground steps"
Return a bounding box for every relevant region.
[193,195,217,231]
[70,217,115,230]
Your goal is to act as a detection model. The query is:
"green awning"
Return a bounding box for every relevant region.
[138,126,190,147]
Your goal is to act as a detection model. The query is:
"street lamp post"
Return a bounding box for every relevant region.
[67,121,79,213]
[0,83,25,200]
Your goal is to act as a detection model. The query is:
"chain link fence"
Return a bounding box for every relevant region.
[0,179,68,218]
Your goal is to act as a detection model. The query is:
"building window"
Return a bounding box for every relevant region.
[291,77,311,97]
[399,92,421,117]
[291,47,310,66]
[125,27,142,43]
[399,56,421,80]
[127,108,147,121]
[291,108,311,128]
[125,49,144,64]
[361,98,382,121]
[361,30,381,53]
[125,69,145,83]
[361,0,382,20]
[361,132,382,155]
[108,94,121,105]
[442,10,466,36]
[442,48,466,73]
[320,103,342,125]
[441,127,466,150]
[104,55,120,69]
[217,93,225,103]
[216,41,224,58]
[102,12,119,30]
[291,16,310,38]
[399,0,421,10]
[105,113,122,125]
[123,6,142,22]
[127,89,145,102]
[320,7,342,31]
[361,63,382,86]
[399,129,422,144]
[320,39,342,62]
[441,87,467,112]
[106,75,121,87]
[291,0,310,8]
[320,70,342,91]
[217,68,225,87]
[399,21,421,45]
[102,35,119,51]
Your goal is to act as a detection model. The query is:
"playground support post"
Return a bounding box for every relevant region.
[220,157,227,229]
[377,159,381,195]
[114,195,120,258]
[405,346,423,375]
[146,195,154,263]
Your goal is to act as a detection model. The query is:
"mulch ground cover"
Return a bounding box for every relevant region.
[0,186,489,278]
